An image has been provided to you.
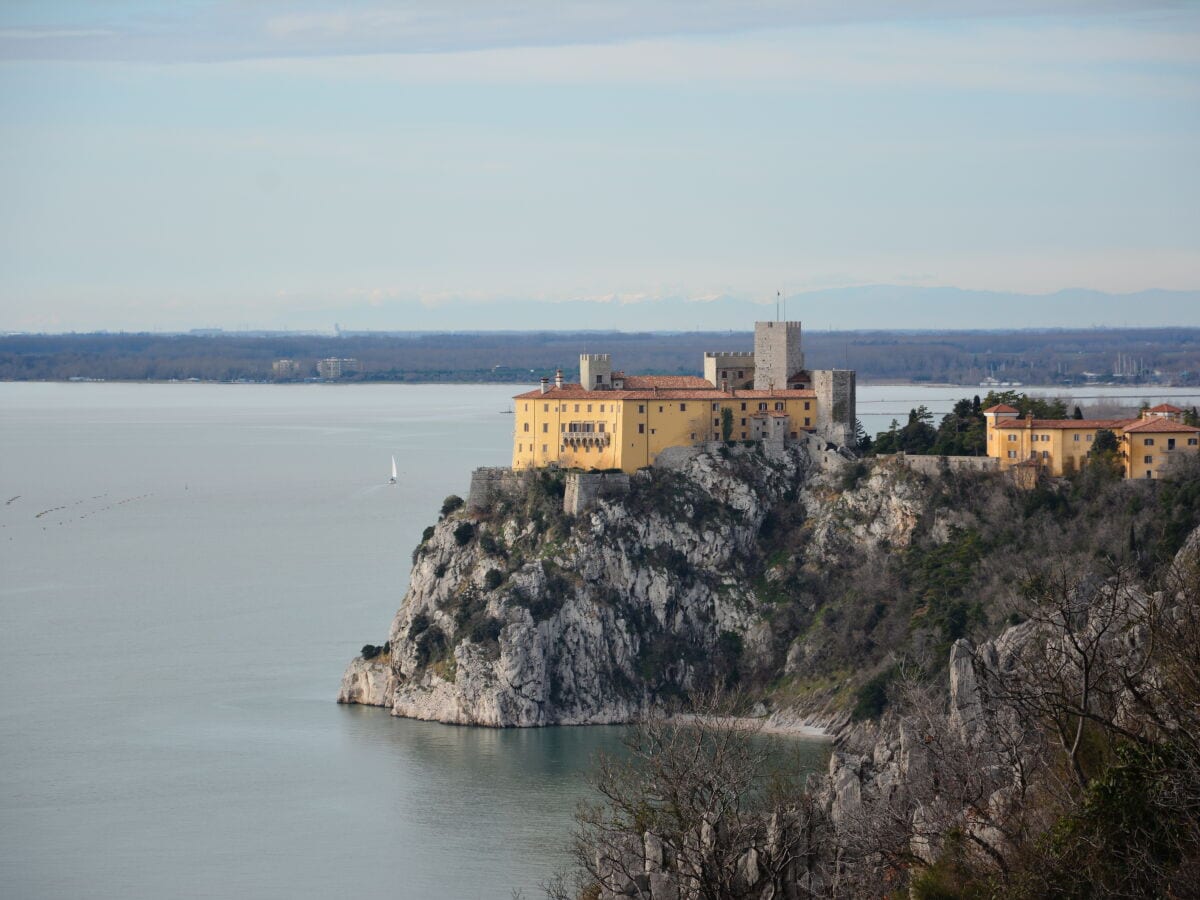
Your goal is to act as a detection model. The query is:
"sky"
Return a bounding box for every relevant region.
[1,1,1198,332]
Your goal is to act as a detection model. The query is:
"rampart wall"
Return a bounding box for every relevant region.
[466,466,525,512]
[563,472,632,515]
[888,453,1000,475]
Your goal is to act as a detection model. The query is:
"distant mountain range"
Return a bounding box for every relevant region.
[320,286,1200,333]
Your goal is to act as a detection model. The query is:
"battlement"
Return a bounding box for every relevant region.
[703,351,754,359]
[580,353,611,361]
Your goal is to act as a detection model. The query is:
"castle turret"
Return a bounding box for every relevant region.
[753,321,804,390]
[579,353,612,391]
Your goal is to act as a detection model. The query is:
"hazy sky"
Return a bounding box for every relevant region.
[1,1,1198,332]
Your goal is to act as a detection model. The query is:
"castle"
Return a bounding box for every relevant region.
[511,321,856,474]
[983,402,1200,479]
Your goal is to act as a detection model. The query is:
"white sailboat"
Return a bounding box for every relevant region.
[389,455,397,485]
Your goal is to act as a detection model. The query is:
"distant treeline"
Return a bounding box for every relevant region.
[2,328,1199,385]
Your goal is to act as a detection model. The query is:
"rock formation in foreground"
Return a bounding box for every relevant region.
[339,436,926,727]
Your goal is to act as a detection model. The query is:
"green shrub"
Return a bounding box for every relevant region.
[852,667,894,720]
[453,522,475,546]
[440,494,464,517]
[484,568,504,590]
[469,616,504,645]
[421,525,435,543]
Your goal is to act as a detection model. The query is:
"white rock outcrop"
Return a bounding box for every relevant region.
[339,437,924,727]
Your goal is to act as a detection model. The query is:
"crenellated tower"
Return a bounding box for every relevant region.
[753,321,804,390]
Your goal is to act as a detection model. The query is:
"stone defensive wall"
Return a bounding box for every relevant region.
[467,465,633,516]
[466,466,526,512]
[887,452,1000,476]
[563,471,632,516]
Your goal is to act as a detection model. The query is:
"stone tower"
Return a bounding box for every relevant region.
[579,353,612,390]
[753,321,804,390]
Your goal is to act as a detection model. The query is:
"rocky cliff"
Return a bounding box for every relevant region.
[339,436,929,727]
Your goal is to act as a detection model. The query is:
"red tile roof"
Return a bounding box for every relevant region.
[513,384,815,401]
[993,416,1198,435]
[1122,418,1200,434]
[1148,403,1185,413]
[983,404,1019,414]
[994,417,1136,430]
[620,375,713,389]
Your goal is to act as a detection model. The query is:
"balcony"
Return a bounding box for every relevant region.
[562,431,611,446]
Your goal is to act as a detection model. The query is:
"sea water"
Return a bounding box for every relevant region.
[3,381,1196,899]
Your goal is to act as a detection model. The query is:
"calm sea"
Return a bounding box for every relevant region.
[2,381,1196,899]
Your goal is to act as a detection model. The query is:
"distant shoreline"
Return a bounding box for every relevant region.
[5,378,1200,393]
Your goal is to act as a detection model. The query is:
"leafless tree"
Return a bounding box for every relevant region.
[567,692,831,899]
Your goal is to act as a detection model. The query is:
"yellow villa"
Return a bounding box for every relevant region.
[511,321,857,474]
[984,402,1200,479]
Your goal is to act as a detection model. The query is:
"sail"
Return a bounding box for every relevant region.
[391,456,398,479]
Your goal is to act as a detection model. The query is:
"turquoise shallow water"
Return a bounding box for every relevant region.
[0,383,831,899]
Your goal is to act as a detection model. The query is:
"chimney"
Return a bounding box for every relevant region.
[540,376,549,394]
[721,379,729,393]
[555,368,563,389]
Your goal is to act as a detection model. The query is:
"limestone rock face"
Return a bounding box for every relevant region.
[338,436,925,727]
[337,655,395,707]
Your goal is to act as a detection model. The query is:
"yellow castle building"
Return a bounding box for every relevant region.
[512,321,857,473]
[984,402,1200,479]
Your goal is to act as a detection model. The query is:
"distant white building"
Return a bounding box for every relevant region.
[316,358,359,379]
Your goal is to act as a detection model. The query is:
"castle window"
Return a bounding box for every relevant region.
[542,423,548,433]
[523,423,529,432]
[561,424,565,432]
[680,403,687,411]
[804,402,810,410]
[600,404,605,412]
[805,417,811,426]
[1145,455,1154,464]
[1042,451,1049,459]
[599,423,606,432]
[1144,438,1155,446]
[690,433,696,439]
[638,424,645,434]
[658,406,663,413]
[712,403,719,411]
[544,404,549,412]
[575,404,580,412]
[713,419,719,427]
[1086,434,1094,442]
[774,402,784,411]
[587,404,592,412]
[737,371,744,378]
[758,402,767,411]
[1189,438,1198,445]
[518,443,523,452]
[638,405,645,414]
[542,444,547,453]
[741,418,746,426]
[1073,434,1080,442]
[1008,450,1017,458]
[651,429,656,435]
[741,431,746,439]
[1008,434,1017,442]
[721,370,728,378]
[791,432,798,438]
